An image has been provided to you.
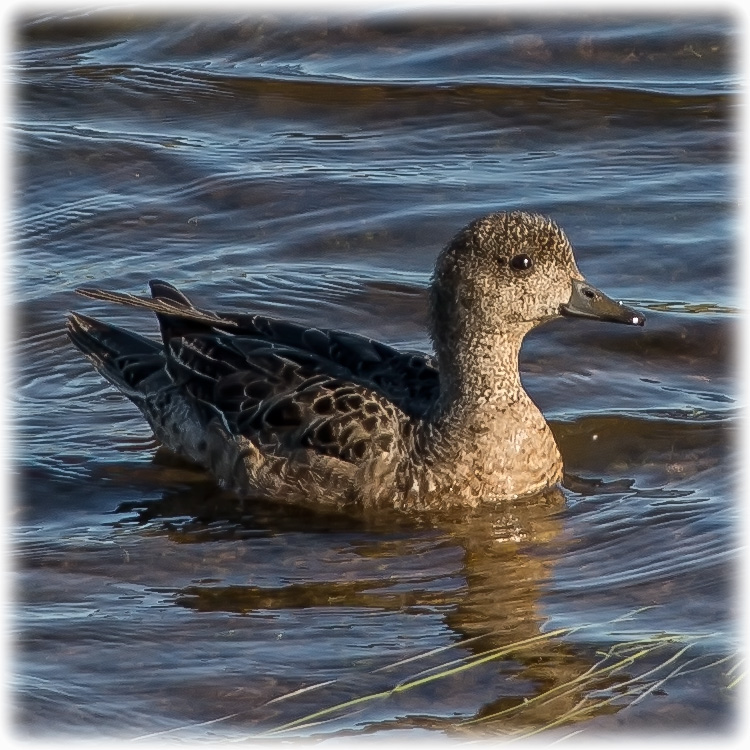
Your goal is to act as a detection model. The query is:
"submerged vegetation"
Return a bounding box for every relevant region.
[256,610,739,739]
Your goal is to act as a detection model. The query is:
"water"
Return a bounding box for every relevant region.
[10,10,739,742]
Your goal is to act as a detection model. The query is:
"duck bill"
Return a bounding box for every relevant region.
[561,279,645,326]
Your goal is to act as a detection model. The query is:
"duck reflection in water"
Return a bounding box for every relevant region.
[109,470,628,735]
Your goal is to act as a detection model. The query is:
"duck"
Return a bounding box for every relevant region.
[67,211,644,512]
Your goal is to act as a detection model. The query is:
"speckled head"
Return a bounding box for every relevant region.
[429,211,644,353]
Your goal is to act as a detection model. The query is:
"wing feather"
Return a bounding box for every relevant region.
[76,281,439,419]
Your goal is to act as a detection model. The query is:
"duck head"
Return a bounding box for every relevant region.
[429,211,644,354]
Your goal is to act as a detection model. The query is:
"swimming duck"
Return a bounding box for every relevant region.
[67,211,644,511]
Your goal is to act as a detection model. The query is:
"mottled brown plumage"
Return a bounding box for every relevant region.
[67,211,644,511]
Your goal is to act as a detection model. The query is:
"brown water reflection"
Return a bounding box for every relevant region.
[119,484,585,735]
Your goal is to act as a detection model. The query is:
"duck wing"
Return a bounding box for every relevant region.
[165,331,404,466]
[77,280,439,417]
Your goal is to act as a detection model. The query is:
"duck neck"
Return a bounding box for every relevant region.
[434,323,533,423]
[412,322,563,502]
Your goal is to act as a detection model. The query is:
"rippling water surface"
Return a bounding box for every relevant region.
[10,9,739,742]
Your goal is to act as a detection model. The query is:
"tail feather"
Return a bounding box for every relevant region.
[75,285,237,328]
[66,312,166,399]
[148,279,224,343]
[148,279,193,307]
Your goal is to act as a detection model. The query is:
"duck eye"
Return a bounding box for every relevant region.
[510,254,533,271]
